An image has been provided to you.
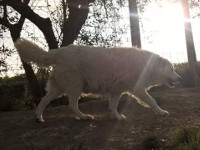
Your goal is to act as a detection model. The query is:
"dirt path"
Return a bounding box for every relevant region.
[1,87,200,150]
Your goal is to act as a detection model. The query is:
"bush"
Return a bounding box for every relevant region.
[173,126,200,150]
[142,134,162,150]
[174,62,200,87]
[0,75,29,111]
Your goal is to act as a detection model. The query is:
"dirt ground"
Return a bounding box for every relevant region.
[1,87,200,150]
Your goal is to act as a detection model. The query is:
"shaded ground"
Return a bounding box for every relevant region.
[1,87,200,150]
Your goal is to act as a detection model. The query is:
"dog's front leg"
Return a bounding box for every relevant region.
[134,89,169,117]
[109,95,126,120]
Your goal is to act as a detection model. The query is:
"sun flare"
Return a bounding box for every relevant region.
[156,2,184,35]
[141,1,187,63]
[146,1,184,38]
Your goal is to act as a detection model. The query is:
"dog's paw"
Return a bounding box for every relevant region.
[158,110,169,117]
[35,114,45,123]
[81,114,94,120]
[115,114,126,120]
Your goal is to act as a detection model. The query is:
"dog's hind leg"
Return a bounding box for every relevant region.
[109,95,126,120]
[35,79,61,123]
[35,90,61,123]
[68,94,94,120]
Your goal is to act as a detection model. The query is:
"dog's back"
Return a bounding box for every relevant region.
[49,45,155,95]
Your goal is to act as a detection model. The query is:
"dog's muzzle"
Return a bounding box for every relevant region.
[166,73,182,88]
[167,78,174,88]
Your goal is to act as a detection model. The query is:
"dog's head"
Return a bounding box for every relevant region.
[149,56,181,88]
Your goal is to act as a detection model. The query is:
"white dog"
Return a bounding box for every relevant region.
[15,38,181,122]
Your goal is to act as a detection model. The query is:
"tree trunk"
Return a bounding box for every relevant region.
[0,1,43,105]
[61,0,95,46]
[181,0,199,87]
[128,0,141,47]
[10,18,43,105]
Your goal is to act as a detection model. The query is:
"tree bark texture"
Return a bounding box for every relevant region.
[61,0,95,46]
[181,0,199,87]
[128,0,141,47]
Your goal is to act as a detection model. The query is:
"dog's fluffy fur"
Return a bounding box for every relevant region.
[15,38,181,122]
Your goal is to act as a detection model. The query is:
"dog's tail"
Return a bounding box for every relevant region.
[14,38,57,67]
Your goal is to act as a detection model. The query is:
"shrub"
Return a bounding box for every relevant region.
[173,126,200,150]
[174,62,200,87]
[142,134,162,150]
[0,75,28,111]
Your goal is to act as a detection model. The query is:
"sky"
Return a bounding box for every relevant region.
[138,1,200,63]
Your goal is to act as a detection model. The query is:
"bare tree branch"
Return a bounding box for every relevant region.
[4,0,58,49]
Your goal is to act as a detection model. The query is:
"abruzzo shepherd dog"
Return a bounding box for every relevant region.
[15,38,181,122]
